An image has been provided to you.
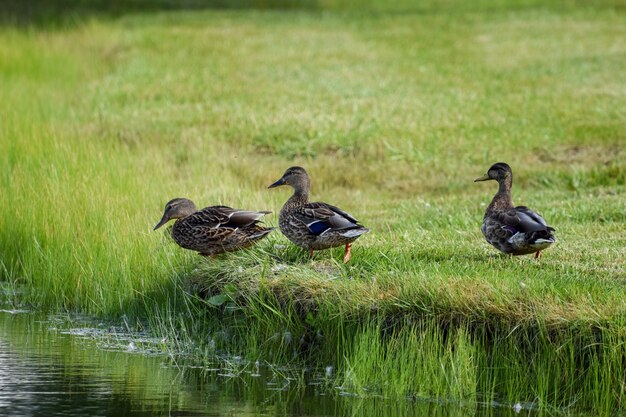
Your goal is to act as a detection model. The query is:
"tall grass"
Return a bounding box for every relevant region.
[0,0,624,413]
[190,257,625,413]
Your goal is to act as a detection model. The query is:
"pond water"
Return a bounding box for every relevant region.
[0,309,523,417]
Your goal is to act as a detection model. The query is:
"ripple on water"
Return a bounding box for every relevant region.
[0,309,31,314]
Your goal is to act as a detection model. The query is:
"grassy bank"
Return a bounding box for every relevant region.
[186,252,625,413]
[1,0,624,413]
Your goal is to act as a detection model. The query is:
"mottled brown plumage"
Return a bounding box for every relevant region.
[475,163,556,258]
[268,167,369,263]
[154,198,273,256]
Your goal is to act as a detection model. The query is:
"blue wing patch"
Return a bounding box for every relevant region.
[308,221,331,235]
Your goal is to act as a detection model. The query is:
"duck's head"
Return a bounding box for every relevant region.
[474,162,513,183]
[154,198,197,230]
[268,166,310,192]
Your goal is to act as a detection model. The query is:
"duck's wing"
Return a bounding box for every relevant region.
[515,206,554,232]
[175,207,273,250]
[217,207,271,228]
[294,202,363,235]
[495,206,554,235]
[176,207,233,242]
[183,206,232,229]
[188,206,271,229]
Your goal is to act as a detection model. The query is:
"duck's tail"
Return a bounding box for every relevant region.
[529,228,556,244]
[340,226,370,239]
[248,226,275,241]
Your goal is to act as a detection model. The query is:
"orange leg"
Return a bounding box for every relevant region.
[535,251,542,259]
[309,248,314,258]
[343,243,353,263]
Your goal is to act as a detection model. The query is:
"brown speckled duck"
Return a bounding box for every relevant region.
[475,162,556,258]
[154,198,273,256]
[268,166,369,263]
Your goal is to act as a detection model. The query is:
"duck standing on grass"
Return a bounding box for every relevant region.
[154,198,273,256]
[268,166,369,263]
[474,162,556,258]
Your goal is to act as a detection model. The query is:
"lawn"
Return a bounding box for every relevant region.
[0,0,624,413]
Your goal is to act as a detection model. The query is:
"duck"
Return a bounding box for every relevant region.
[268,166,369,263]
[474,162,556,258]
[154,198,273,256]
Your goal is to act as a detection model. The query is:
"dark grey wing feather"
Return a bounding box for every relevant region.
[297,202,336,221]
[321,203,360,224]
[185,206,233,228]
[188,206,270,229]
[225,210,271,228]
[515,206,552,232]
[295,202,361,232]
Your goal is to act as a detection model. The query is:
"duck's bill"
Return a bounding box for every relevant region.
[153,216,168,230]
[268,178,285,188]
[474,174,490,182]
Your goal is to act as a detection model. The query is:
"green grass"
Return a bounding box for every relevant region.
[186,251,625,413]
[0,0,625,414]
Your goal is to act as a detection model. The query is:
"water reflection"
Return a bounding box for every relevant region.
[0,310,523,417]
